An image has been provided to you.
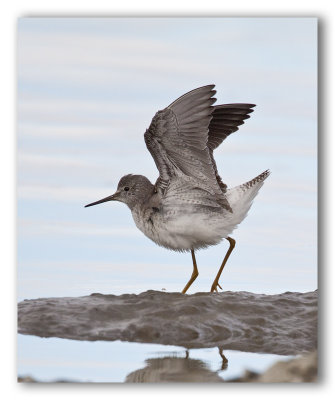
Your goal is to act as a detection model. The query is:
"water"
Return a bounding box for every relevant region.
[17,335,293,383]
[17,289,317,382]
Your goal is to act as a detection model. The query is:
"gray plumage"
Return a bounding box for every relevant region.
[85,85,269,292]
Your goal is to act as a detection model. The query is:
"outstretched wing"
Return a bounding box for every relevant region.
[208,104,255,150]
[207,103,256,192]
[144,85,232,211]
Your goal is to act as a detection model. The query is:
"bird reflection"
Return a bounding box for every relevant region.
[125,348,228,383]
[218,346,228,370]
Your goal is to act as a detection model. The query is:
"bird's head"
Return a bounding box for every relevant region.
[85,174,154,210]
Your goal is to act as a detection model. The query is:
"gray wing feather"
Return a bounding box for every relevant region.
[144,87,256,212]
[144,85,232,211]
[207,103,256,192]
[208,103,255,150]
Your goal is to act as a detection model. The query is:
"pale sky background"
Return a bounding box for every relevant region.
[17,17,317,301]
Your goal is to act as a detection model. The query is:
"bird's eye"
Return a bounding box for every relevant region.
[124,187,129,191]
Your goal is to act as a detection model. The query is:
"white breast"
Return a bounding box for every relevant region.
[132,205,230,251]
[130,172,268,252]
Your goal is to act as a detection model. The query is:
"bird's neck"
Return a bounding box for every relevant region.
[127,179,155,211]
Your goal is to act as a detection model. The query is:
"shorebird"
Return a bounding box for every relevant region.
[85,85,269,293]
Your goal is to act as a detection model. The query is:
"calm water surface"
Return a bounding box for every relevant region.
[18,334,293,383]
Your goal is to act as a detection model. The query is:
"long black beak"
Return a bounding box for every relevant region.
[85,194,116,208]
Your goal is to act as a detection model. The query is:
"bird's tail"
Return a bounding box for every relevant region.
[226,169,270,220]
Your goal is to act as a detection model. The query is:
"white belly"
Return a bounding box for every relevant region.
[132,207,235,251]
[130,175,266,251]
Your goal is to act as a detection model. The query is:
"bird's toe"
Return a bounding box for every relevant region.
[211,281,222,293]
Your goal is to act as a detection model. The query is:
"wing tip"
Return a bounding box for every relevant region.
[216,103,256,109]
[194,84,216,92]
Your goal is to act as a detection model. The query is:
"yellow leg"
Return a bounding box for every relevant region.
[181,249,199,294]
[218,346,228,370]
[211,237,236,293]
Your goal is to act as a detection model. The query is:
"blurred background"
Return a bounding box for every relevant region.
[17,17,317,300]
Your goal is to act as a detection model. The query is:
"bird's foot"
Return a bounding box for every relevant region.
[210,281,222,293]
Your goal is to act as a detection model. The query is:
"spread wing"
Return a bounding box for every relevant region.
[208,104,256,150]
[207,103,256,191]
[144,85,232,211]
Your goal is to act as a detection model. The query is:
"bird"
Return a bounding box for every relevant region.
[85,85,270,294]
